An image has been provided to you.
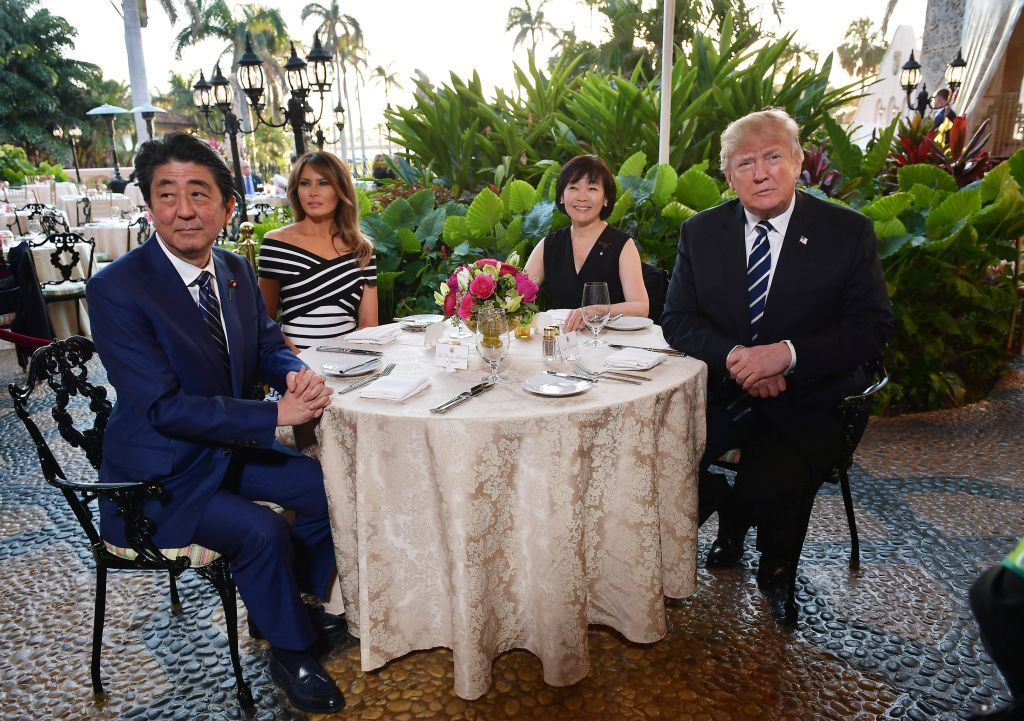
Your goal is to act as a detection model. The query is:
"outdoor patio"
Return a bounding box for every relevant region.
[1,346,1020,721]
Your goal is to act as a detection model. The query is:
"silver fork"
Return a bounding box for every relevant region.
[571,363,644,385]
[574,362,651,383]
[337,362,396,395]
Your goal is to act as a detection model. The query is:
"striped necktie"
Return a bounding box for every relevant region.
[747,220,774,342]
[195,271,230,370]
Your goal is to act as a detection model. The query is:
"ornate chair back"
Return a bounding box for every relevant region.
[7,203,69,236]
[126,215,150,253]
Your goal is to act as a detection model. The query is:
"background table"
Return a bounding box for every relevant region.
[62,194,133,226]
[81,220,134,260]
[2,237,94,338]
[301,324,706,699]
[26,182,78,206]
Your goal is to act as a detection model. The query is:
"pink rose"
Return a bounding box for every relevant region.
[475,258,499,269]
[469,273,497,300]
[515,273,539,303]
[458,293,476,321]
[443,291,457,317]
[448,272,459,290]
[500,262,518,277]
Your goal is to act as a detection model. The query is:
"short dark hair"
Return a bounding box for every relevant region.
[936,88,951,101]
[133,132,236,208]
[555,155,617,220]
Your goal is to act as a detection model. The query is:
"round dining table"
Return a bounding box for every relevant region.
[299,321,707,700]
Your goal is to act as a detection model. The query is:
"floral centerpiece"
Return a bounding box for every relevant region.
[434,251,539,330]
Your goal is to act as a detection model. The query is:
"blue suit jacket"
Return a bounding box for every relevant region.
[86,236,305,547]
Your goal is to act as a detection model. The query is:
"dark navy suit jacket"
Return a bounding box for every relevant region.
[661,190,893,475]
[86,235,304,547]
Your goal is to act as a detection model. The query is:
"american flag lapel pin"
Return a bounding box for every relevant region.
[799,236,809,245]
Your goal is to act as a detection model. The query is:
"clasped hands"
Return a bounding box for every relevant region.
[277,367,333,426]
[726,342,792,398]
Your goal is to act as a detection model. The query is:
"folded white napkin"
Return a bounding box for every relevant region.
[604,348,667,370]
[344,323,402,344]
[359,374,431,401]
[547,308,573,323]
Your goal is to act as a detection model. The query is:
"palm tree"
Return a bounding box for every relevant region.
[371,64,402,155]
[506,0,557,55]
[173,0,291,129]
[837,17,886,78]
[301,1,362,161]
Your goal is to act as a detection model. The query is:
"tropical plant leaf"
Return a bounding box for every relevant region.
[822,114,863,178]
[978,160,1011,204]
[661,201,696,226]
[1007,146,1024,188]
[859,117,900,182]
[405,188,436,223]
[498,216,523,253]
[861,192,913,221]
[618,151,647,179]
[466,188,503,235]
[876,233,915,259]
[521,200,555,241]
[506,179,537,215]
[442,215,471,248]
[415,207,447,248]
[396,228,421,254]
[381,198,417,230]
[972,176,1024,240]
[607,189,634,225]
[651,164,679,208]
[360,216,397,249]
[925,187,981,239]
[873,218,907,238]
[898,164,958,193]
[355,188,372,218]
[675,166,722,210]
[908,183,945,209]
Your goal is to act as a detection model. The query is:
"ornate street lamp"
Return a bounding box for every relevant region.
[86,104,130,192]
[315,101,346,151]
[52,125,83,183]
[900,48,969,117]
[129,103,168,142]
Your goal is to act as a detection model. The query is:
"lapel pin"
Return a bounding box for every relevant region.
[799,236,808,245]
[228,278,237,301]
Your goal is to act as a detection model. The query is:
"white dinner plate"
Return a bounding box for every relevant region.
[606,317,654,331]
[397,314,445,330]
[522,373,593,397]
[322,358,382,378]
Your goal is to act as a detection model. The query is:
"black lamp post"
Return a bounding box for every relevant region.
[233,33,334,157]
[315,102,346,151]
[52,125,83,183]
[86,104,130,192]
[900,48,968,117]
[192,66,249,223]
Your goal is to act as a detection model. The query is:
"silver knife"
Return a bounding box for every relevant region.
[316,346,384,356]
[544,371,603,384]
[429,382,495,414]
[608,343,686,356]
[322,358,378,375]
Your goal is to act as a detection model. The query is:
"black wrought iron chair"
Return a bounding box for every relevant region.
[8,336,256,709]
[6,202,70,236]
[125,215,150,255]
[715,358,890,570]
[250,203,274,224]
[71,195,92,226]
[26,232,95,333]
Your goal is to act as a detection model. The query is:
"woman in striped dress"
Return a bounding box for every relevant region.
[258,151,377,352]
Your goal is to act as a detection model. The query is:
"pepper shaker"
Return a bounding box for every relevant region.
[542,325,559,362]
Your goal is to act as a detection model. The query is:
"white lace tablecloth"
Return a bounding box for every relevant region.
[82,220,133,260]
[3,238,94,338]
[300,324,706,699]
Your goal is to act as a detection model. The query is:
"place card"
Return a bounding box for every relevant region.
[555,331,580,361]
[435,341,470,371]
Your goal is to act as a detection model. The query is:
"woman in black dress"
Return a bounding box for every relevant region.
[523,155,648,331]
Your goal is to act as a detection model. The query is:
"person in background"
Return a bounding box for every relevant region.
[524,154,648,331]
[968,537,1024,721]
[371,154,395,186]
[258,150,377,353]
[240,159,262,195]
[933,88,957,127]
[661,108,893,625]
[85,133,346,714]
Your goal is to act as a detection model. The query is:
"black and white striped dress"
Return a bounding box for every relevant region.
[258,237,377,350]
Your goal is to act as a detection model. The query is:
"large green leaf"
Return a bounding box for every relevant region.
[355,188,372,218]
[972,176,1024,239]
[405,188,436,223]
[898,164,958,193]
[397,228,422,254]
[925,187,981,239]
[415,206,447,248]
[859,117,900,181]
[498,216,523,253]
[651,164,678,209]
[1007,146,1024,188]
[360,216,397,249]
[505,179,537,215]
[877,233,916,259]
[661,201,696,226]
[442,215,471,248]
[909,183,946,209]
[521,200,555,240]
[861,192,913,221]
[618,151,647,179]
[979,161,1011,204]
[874,218,907,238]
[675,166,722,210]
[466,188,503,235]
[381,198,417,230]
[822,114,862,177]
[607,189,634,225]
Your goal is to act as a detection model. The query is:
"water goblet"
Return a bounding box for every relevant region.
[580,281,611,347]
[475,306,511,384]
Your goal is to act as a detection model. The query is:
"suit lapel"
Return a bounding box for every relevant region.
[214,251,244,398]
[760,191,812,340]
[724,200,750,340]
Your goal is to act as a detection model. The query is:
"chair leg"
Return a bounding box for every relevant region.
[839,468,860,570]
[198,560,255,711]
[91,565,107,698]
[168,570,183,613]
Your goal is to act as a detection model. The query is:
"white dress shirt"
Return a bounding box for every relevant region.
[155,233,230,351]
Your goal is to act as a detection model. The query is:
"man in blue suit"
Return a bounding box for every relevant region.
[662,109,893,624]
[86,133,345,713]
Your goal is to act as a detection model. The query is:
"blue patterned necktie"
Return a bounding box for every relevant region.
[747,220,774,342]
[195,271,230,370]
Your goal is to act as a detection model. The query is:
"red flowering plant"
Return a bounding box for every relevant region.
[434,251,539,327]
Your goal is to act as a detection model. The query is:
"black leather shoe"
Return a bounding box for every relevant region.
[705,535,744,568]
[757,562,798,626]
[268,654,346,714]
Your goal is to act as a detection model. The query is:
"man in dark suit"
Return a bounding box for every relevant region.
[933,88,957,127]
[661,108,893,624]
[240,159,262,195]
[86,133,345,713]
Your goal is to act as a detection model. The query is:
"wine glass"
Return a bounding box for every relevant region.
[476,306,511,384]
[580,281,611,347]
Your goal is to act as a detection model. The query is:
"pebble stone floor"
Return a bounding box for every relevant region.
[1,347,1022,721]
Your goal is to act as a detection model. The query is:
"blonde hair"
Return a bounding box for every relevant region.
[287,151,374,267]
[719,108,804,174]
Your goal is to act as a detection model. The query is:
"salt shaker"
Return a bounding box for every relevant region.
[542,326,559,362]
